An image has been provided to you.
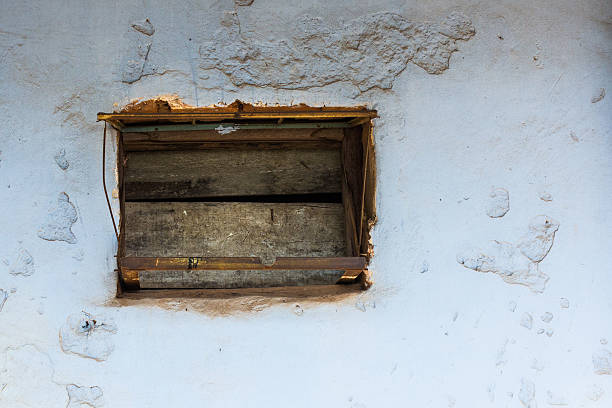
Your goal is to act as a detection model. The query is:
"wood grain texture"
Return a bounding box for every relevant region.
[342,126,364,249]
[125,202,347,259]
[125,147,342,199]
[121,256,365,270]
[342,174,359,256]
[121,140,341,152]
[116,283,363,300]
[362,123,377,256]
[122,127,343,146]
[137,269,345,288]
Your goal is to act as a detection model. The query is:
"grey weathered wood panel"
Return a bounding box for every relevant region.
[125,147,342,199]
[125,202,347,258]
[122,128,344,145]
[138,269,345,288]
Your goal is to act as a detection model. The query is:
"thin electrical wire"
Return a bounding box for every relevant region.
[102,122,119,241]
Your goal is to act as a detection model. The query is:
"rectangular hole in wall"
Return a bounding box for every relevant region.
[98,102,377,298]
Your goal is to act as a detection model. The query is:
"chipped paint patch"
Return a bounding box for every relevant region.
[38,192,78,244]
[59,312,118,361]
[457,216,559,292]
[486,187,509,218]
[591,88,605,103]
[66,384,104,408]
[131,19,155,36]
[215,124,240,134]
[0,345,66,406]
[54,148,69,170]
[592,349,612,375]
[0,289,7,311]
[7,247,35,276]
[199,12,475,93]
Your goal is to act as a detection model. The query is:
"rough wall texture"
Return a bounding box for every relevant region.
[199,11,475,94]
[0,0,611,407]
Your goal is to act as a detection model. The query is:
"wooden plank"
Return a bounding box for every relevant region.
[120,256,366,270]
[361,122,377,256]
[342,126,364,241]
[342,174,359,256]
[119,256,364,289]
[125,202,347,259]
[117,132,127,295]
[122,140,341,152]
[124,147,342,200]
[363,123,377,218]
[122,128,344,146]
[122,122,352,133]
[339,122,376,283]
[136,269,345,289]
[117,283,363,299]
[98,109,377,124]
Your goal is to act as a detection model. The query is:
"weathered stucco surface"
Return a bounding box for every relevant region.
[0,0,611,406]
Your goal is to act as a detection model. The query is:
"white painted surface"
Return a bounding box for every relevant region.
[0,0,611,406]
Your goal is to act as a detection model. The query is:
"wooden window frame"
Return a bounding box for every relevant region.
[98,102,377,297]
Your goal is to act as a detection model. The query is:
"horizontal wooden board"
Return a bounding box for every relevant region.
[137,269,345,289]
[121,140,341,152]
[100,107,376,125]
[125,147,342,200]
[120,256,365,270]
[125,202,347,258]
[117,283,363,300]
[122,128,344,145]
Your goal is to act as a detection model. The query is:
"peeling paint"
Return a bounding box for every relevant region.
[486,187,509,218]
[131,18,155,36]
[518,378,536,408]
[520,312,533,330]
[293,304,303,316]
[199,12,475,93]
[54,148,69,170]
[586,384,604,401]
[66,384,104,408]
[38,192,78,244]
[7,247,35,276]
[0,345,66,406]
[591,88,605,103]
[0,289,7,311]
[121,37,152,83]
[457,240,549,293]
[517,215,559,263]
[592,349,612,375]
[539,191,552,202]
[457,216,559,292]
[546,390,567,405]
[59,312,117,361]
[215,124,240,134]
[540,312,553,323]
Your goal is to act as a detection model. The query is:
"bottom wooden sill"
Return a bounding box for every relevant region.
[119,256,367,291]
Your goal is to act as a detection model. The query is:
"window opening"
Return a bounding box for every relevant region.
[98,101,376,296]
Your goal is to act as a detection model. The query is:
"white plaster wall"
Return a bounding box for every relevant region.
[1,0,611,406]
